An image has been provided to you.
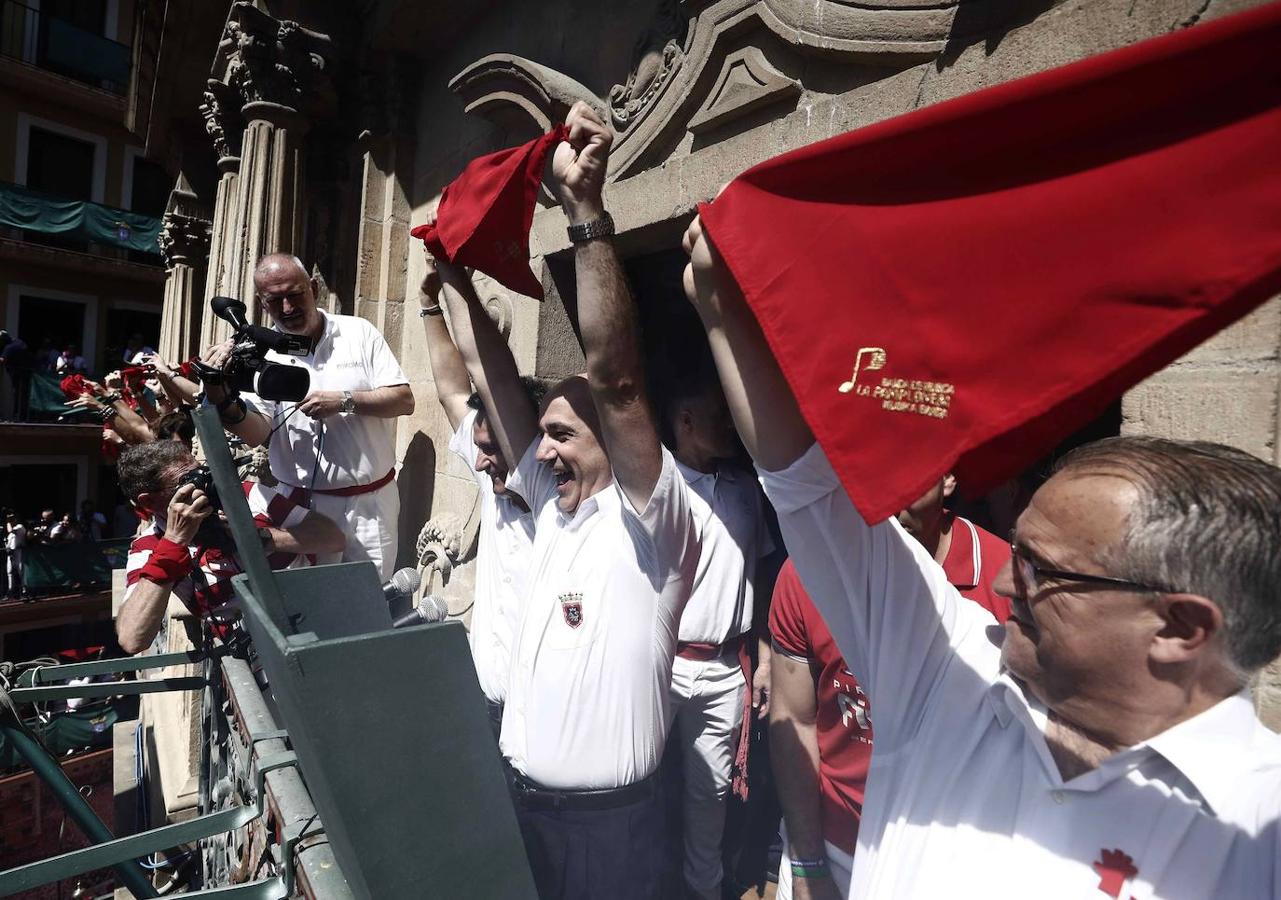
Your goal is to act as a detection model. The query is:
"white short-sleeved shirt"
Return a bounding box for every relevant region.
[675,460,774,645]
[759,443,1281,900]
[244,312,408,490]
[449,409,535,705]
[500,442,700,790]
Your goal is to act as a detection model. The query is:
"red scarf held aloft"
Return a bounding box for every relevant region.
[699,2,1281,524]
[411,125,568,300]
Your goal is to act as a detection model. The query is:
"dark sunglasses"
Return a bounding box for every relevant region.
[1009,543,1170,596]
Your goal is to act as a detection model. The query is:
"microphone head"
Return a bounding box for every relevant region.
[210,296,249,329]
[419,594,450,624]
[391,567,421,597]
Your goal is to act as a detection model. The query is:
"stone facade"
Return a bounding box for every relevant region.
[155,0,1280,721]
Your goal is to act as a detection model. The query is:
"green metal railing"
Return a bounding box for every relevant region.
[0,0,131,93]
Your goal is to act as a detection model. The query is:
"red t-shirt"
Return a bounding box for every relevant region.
[768,516,1010,854]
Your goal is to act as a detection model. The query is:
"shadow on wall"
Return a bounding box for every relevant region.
[397,431,437,571]
[936,0,1058,69]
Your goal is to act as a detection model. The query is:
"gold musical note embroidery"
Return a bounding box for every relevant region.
[837,347,955,421]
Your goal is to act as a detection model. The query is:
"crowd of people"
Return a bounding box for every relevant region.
[8,82,1267,898]
[3,502,118,601]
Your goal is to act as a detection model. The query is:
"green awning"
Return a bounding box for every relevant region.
[0,182,161,254]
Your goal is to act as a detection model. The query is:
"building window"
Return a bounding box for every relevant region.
[26,127,96,201]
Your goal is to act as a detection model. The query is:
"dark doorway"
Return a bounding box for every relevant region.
[0,463,78,524]
[104,308,161,367]
[27,127,95,200]
[18,295,87,364]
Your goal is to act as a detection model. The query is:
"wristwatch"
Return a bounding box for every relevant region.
[340,390,356,414]
[566,211,615,243]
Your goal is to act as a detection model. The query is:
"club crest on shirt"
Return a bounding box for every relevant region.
[1093,847,1138,898]
[559,592,583,628]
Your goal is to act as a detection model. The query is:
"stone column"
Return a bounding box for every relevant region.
[198,80,245,346]
[157,176,212,364]
[219,3,334,324]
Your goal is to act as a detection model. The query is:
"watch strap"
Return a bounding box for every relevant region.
[567,211,615,243]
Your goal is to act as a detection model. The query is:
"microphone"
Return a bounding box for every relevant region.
[381,567,421,605]
[393,594,450,629]
[211,296,250,331]
[210,296,311,356]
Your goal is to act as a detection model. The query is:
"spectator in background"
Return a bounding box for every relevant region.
[31,509,56,544]
[80,500,108,542]
[34,339,56,372]
[152,410,195,450]
[49,513,82,543]
[55,345,88,376]
[0,330,34,421]
[123,333,156,365]
[4,509,26,600]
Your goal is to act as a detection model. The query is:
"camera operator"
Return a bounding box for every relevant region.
[115,441,345,654]
[201,254,414,579]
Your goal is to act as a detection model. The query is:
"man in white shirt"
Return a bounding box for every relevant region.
[4,509,25,599]
[661,367,775,900]
[680,212,1281,899]
[418,249,537,735]
[202,254,415,579]
[438,102,700,899]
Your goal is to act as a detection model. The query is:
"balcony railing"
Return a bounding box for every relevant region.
[0,181,161,255]
[0,0,130,94]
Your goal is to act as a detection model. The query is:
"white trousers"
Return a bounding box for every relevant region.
[5,549,22,595]
[668,652,746,899]
[777,837,855,900]
[306,480,399,580]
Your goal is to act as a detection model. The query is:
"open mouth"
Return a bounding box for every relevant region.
[278,311,304,326]
[553,469,573,492]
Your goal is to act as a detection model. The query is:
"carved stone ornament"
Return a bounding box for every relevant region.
[199,79,244,161]
[220,1,335,117]
[687,46,800,135]
[449,54,602,136]
[608,0,690,131]
[158,213,212,270]
[472,273,517,341]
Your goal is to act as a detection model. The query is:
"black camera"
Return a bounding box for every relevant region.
[177,464,221,513]
[192,296,311,402]
[176,465,237,550]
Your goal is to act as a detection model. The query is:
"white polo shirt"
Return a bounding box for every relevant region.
[675,460,774,645]
[244,312,408,490]
[760,443,1281,900]
[500,442,700,790]
[449,409,535,705]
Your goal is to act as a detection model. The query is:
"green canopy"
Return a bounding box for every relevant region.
[22,539,130,591]
[0,181,161,254]
[0,705,118,771]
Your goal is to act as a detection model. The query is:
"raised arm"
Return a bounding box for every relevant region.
[548,103,664,511]
[681,213,812,472]
[418,248,473,431]
[436,256,539,473]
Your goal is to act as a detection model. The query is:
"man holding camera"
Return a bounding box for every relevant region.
[202,254,415,579]
[116,441,345,654]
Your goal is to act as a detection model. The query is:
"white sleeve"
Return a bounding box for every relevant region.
[363,323,408,388]
[617,447,699,586]
[504,437,557,515]
[757,443,992,754]
[448,409,480,473]
[241,392,281,425]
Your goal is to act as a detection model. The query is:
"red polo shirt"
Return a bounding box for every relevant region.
[769,516,1010,854]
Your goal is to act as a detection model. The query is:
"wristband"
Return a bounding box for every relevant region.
[419,305,443,317]
[218,396,247,425]
[101,392,123,405]
[790,857,830,879]
[138,537,194,584]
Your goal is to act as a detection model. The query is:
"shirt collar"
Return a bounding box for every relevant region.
[559,481,619,531]
[941,514,981,590]
[1141,689,1273,816]
[675,458,717,486]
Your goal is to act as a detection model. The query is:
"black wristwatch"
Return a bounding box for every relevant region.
[566,211,615,243]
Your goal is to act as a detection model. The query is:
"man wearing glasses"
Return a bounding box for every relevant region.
[202,254,414,578]
[681,212,1281,898]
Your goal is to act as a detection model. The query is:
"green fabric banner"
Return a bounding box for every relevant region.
[27,371,78,417]
[0,182,161,254]
[22,540,128,591]
[0,705,118,771]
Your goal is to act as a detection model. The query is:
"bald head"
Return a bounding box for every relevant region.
[254,253,320,338]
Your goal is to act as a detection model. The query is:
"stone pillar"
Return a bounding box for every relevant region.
[157,201,212,363]
[198,80,245,346]
[217,3,334,324]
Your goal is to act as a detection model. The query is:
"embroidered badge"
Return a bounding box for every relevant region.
[559,592,583,629]
[837,346,956,421]
[1093,848,1138,898]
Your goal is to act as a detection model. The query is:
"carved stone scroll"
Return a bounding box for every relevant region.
[688,46,800,135]
[448,54,602,137]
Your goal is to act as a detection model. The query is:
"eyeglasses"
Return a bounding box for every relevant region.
[1009,543,1170,596]
[257,290,307,306]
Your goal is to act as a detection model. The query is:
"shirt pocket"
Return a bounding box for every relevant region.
[545,587,600,651]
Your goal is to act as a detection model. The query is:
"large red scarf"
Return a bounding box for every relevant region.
[699,3,1281,523]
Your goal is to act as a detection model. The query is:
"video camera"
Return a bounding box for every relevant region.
[192,296,310,402]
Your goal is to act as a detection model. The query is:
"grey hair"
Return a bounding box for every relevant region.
[117,441,194,501]
[1055,435,1281,674]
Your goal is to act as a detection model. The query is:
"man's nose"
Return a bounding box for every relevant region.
[993,558,1017,599]
[535,434,555,463]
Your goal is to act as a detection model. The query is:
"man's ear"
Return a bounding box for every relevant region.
[133,493,156,517]
[942,474,957,499]
[1151,593,1223,663]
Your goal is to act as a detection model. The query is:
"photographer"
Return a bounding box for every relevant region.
[115,441,345,655]
[200,254,414,579]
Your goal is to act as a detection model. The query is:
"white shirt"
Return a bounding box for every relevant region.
[449,409,536,704]
[5,524,24,552]
[675,459,774,645]
[759,443,1281,900]
[501,442,700,789]
[244,312,408,490]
